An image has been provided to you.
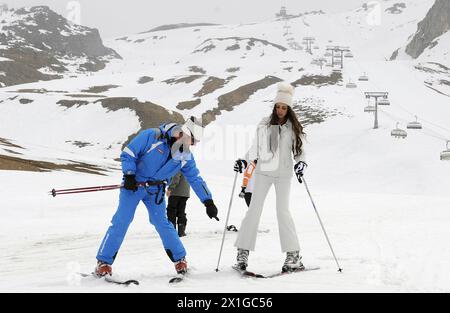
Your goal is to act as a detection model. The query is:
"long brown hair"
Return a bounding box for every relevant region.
[268,105,305,158]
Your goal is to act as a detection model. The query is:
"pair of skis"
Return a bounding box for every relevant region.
[78,272,184,285]
[78,272,140,286]
[167,263,319,283]
[79,265,319,286]
[232,265,320,279]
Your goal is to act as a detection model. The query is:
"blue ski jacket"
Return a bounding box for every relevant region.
[120,123,212,203]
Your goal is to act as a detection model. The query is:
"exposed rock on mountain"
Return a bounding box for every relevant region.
[0,6,120,87]
[405,0,450,58]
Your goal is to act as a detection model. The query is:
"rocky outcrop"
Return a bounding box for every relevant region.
[385,3,406,14]
[291,71,343,87]
[194,77,227,97]
[177,99,201,110]
[93,97,185,148]
[0,6,120,87]
[405,0,450,58]
[193,37,288,54]
[137,76,154,84]
[201,76,282,125]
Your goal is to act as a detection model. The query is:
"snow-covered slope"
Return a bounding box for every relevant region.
[1,0,450,292]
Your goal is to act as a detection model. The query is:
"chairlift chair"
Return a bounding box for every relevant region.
[378,98,390,106]
[358,73,369,81]
[440,141,450,161]
[344,52,353,58]
[406,116,422,129]
[364,105,376,113]
[346,80,357,88]
[391,122,407,139]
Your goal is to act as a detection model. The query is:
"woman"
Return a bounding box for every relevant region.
[233,82,308,273]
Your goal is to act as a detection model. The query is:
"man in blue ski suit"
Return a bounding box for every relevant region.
[95,117,219,276]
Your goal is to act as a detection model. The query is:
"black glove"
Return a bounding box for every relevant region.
[238,187,246,198]
[226,225,238,232]
[123,174,138,191]
[204,199,219,221]
[294,161,307,184]
[234,159,248,173]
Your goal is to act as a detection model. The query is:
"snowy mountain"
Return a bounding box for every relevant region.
[405,0,450,59]
[0,5,120,87]
[1,0,448,192]
[1,0,450,292]
[389,0,450,96]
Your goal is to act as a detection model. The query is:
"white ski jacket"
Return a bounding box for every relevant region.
[245,117,306,178]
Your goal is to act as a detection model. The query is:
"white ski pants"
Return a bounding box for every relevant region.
[234,173,300,252]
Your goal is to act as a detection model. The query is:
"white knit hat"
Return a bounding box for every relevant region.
[273,82,295,107]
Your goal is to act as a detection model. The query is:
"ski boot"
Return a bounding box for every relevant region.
[178,224,186,237]
[282,251,305,273]
[235,248,249,271]
[94,260,112,277]
[174,257,188,274]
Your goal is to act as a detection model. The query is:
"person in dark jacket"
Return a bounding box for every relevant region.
[167,171,190,237]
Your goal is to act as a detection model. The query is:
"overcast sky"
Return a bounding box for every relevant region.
[1,0,370,39]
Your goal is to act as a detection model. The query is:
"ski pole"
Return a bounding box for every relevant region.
[50,184,121,193]
[302,177,343,272]
[215,171,239,272]
[49,184,122,197]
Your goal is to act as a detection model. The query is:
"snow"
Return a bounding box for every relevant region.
[60,30,70,37]
[1,154,449,292]
[37,66,56,75]
[41,42,52,50]
[1,0,450,292]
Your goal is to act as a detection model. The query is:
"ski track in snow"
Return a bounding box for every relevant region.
[1,171,450,292]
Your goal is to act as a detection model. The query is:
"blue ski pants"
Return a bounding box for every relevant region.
[96,186,186,264]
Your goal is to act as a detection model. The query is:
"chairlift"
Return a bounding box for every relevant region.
[344,52,353,58]
[358,73,369,81]
[364,105,376,113]
[391,122,407,139]
[346,80,357,88]
[440,140,450,161]
[378,98,390,106]
[406,116,422,129]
